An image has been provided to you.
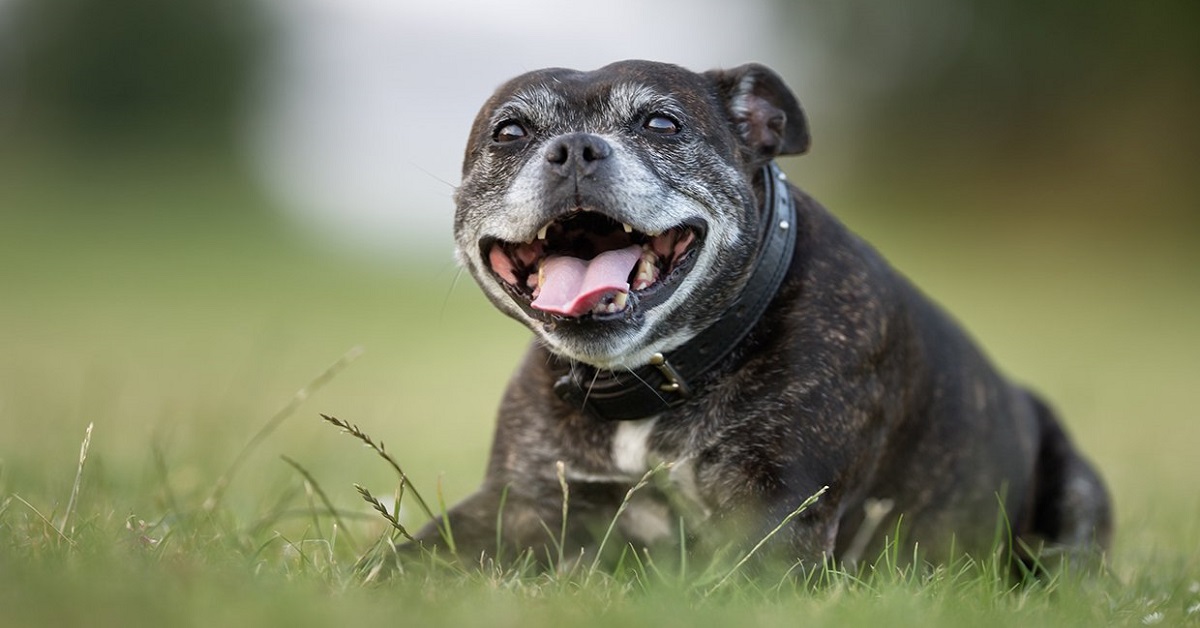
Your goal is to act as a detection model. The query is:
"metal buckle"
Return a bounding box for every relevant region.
[648,353,690,397]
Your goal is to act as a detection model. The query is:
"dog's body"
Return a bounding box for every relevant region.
[417,61,1111,568]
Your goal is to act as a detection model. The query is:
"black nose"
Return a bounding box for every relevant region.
[544,133,611,177]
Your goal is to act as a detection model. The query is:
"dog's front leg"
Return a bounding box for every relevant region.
[407,482,559,564]
[407,477,627,567]
[407,485,504,561]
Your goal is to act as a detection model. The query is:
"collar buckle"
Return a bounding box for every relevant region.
[648,352,690,396]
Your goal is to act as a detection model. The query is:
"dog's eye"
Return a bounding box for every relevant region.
[493,121,528,143]
[643,114,680,135]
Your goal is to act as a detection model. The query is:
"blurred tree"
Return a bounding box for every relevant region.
[780,0,1200,223]
[3,0,262,146]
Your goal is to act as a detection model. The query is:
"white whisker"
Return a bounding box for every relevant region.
[581,367,603,408]
[438,265,468,321]
[622,367,670,406]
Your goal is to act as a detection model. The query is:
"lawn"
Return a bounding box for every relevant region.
[1,146,1197,626]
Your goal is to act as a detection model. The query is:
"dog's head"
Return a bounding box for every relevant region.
[453,61,808,369]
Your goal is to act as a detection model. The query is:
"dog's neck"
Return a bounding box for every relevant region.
[552,161,798,421]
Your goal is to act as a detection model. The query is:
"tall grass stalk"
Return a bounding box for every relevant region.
[57,421,92,536]
[321,413,454,553]
[280,454,360,552]
[585,461,671,583]
[706,485,829,596]
[10,494,75,547]
[204,346,364,512]
[555,460,569,571]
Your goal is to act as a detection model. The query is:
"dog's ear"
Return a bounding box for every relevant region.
[705,63,810,163]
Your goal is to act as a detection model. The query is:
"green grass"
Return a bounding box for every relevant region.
[1,147,1198,626]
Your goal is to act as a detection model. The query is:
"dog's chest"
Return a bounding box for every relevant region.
[567,416,703,544]
[569,414,702,480]
[585,417,711,534]
[611,417,659,476]
[567,417,662,483]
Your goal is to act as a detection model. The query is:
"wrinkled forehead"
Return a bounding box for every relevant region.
[484,64,712,132]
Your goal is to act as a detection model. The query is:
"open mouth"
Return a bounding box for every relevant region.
[482,210,705,320]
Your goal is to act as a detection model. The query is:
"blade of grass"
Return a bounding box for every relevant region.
[677,515,688,586]
[280,454,360,553]
[537,519,564,570]
[11,494,76,547]
[290,458,324,539]
[354,483,414,541]
[320,413,451,549]
[248,483,304,539]
[56,421,93,536]
[150,442,183,522]
[204,347,363,513]
[556,460,569,572]
[585,461,670,583]
[250,533,285,565]
[434,474,456,554]
[320,414,434,521]
[705,485,828,596]
[494,484,510,561]
[62,422,93,532]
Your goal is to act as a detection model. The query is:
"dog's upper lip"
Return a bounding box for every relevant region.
[480,209,705,321]
[527,212,646,243]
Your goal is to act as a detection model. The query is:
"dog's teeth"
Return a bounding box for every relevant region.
[632,251,660,291]
[622,222,633,233]
[534,261,546,293]
[537,225,549,241]
[589,292,629,316]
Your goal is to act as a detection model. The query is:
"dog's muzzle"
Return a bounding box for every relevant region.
[481,210,706,322]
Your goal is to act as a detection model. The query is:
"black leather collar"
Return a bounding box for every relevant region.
[552,161,797,421]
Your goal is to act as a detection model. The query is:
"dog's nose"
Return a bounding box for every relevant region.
[544,133,611,177]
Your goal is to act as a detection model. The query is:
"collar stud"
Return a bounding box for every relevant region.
[648,353,690,396]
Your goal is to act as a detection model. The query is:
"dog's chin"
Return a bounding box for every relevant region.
[534,321,651,369]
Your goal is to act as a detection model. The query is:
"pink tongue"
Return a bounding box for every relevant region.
[531,245,642,317]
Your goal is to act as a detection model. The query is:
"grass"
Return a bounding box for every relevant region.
[1,146,1198,626]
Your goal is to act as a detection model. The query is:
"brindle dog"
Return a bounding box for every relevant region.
[416,60,1111,570]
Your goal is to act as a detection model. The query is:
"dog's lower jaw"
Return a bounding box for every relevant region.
[468,248,729,371]
[538,323,699,371]
[458,240,659,368]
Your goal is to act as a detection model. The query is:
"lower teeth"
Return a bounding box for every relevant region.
[591,291,629,315]
[632,249,660,291]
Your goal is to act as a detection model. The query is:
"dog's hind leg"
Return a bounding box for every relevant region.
[1018,393,1113,568]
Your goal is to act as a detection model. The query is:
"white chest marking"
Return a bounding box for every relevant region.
[611,416,658,476]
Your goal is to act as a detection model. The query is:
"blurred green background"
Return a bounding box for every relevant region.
[1,0,1197,592]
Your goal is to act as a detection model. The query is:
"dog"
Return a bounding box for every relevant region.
[413,60,1112,570]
